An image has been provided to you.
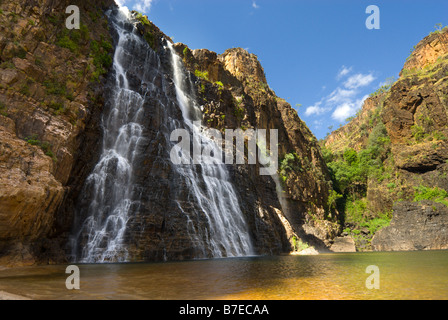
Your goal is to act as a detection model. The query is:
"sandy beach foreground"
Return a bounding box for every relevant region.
[0,291,31,300]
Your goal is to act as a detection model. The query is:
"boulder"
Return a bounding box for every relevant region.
[330,236,357,253]
[372,201,448,251]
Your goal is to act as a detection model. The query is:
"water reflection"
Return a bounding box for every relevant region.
[0,251,447,300]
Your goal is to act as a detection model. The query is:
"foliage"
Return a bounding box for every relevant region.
[369,77,395,97]
[291,236,310,252]
[43,79,67,96]
[90,37,113,82]
[429,23,448,36]
[327,189,343,211]
[323,121,392,247]
[56,24,90,54]
[195,69,209,81]
[134,12,151,26]
[345,116,356,123]
[411,124,426,142]
[344,197,391,247]
[144,31,155,50]
[0,101,8,116]
[413,186,448,207]
[279,152,302,183]
[132,11,156,49]
[233,96,245,120]
[24,135,56,160]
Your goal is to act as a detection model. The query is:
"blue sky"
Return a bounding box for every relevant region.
[116,0,448,139]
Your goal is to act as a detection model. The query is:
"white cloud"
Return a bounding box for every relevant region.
[252,1,260,9]
[331,95,369,121]
[304,68,375,125]
[337,65,352,79]
[327,88,357,104]
[135,0,153,12]
[116,0,153,12]
[344,73,376,89]
[305,101,328,116]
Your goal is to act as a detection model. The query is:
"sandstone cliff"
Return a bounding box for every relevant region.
[175,44,341,251]
[324,27,448,251]
[0,1,342,265]
[0,0,115,265]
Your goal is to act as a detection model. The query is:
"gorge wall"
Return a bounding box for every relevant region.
[0,0,341,266]
[324,27,448,251]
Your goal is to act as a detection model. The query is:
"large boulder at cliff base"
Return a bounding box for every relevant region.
[372,201,448,251]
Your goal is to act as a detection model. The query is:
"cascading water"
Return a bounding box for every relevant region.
[166,42,253,258]
[71,6,253,263]
[71,8,147,263]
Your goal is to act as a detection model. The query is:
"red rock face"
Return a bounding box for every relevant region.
[324,28,448,251]
[1,0,343,265]
[0,0,114,265]
[372,201,448,251]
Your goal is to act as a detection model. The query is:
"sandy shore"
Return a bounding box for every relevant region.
[0,291,31,300]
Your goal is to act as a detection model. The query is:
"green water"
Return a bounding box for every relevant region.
[0,251,447,300]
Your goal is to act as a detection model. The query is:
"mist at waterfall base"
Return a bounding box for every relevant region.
[70,7,254,263]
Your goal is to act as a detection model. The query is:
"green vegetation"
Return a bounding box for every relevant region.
[133,11,156,50]
[43,79,67,96]
[0,61,15,69]
[322,121,393,249]
[24,135,56,161]
[233,96,245,120]
[195,69,209,81]
[134,12,151,26]
[325,122,391,196]
[56,24,90,54]
[429,23,448,36]
[90,37,113,82]
[144,30,155,50]
[15,46,27,59]
[0,101,8,117]
[369,77,395,97]
[327,189,343,211]
[345,116,356,123]
[47,14,60,25]
[291,236,310,252]
[8,12,19,23]
[55,23,112,82]
[413,186,448,207]
[279,152,302,183]
[48,100,65,114]
[411,124,426,142]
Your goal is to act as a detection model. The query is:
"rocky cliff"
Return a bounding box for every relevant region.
[0,0,115,265]
[0,1,341,265]
[175,43,341,251]
[324,27,448,251]
[371,201,448,251]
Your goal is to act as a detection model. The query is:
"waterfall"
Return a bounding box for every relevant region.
[71,8,149,263]
[166,42,254,258]
[70,7,253,262]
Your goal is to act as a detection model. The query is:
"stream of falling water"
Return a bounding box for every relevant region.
[71,7,253,262]
[166,42,253,258]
